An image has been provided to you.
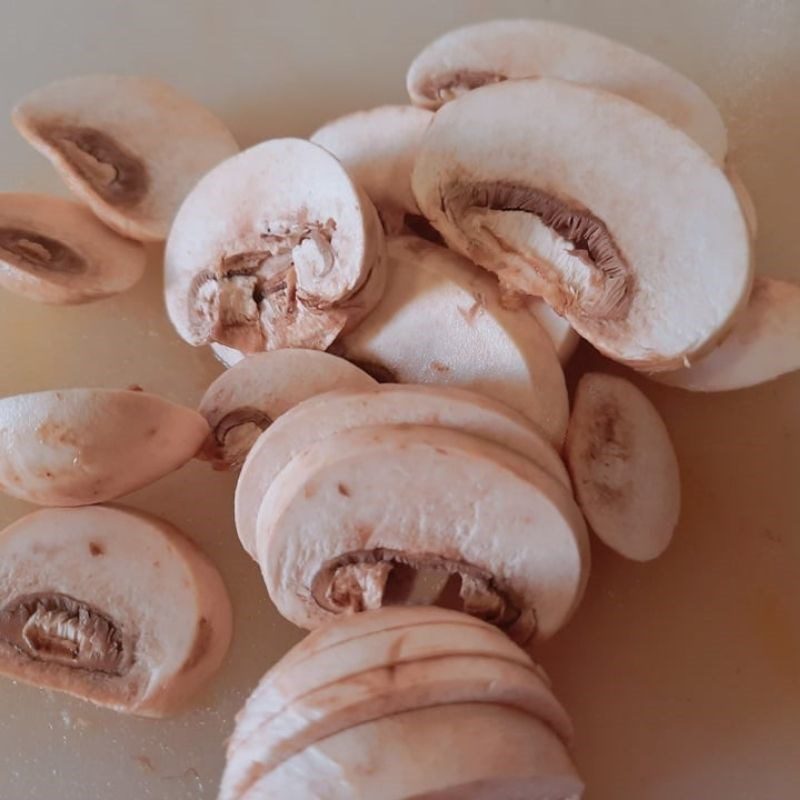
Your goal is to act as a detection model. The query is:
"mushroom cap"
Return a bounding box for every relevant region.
[406,17,727,162]
[413,79,752,371]
[198,350,376,469]
[0,388,209,506]
[0,505,232,716]
[565,372,681,561]
[235,384,571,560]
[0,192,145,304]
[13,75,239,242]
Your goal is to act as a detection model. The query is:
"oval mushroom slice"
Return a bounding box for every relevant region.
[565,373,681,561]
[235,384,571,560]
[198,350,376,469]
[413,79,752,371]
[0,505,232,716]
[0,193,145,304]
[407,18,727,162]
[165,138,386,355]
[13,75,238,242]
[0,388,208,506]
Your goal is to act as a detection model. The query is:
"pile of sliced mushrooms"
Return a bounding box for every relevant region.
[0,18,797,799]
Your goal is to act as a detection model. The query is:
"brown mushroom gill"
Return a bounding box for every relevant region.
[421,70,507,103]
[0,228,86,275]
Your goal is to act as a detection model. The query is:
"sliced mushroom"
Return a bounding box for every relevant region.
[164,138,387,355]
[0,193,145,304]
[651,277,800,391]
[0,387,208,506]
[13,75,238,241]
[725,164,758,239]
[407,18,727,162]
[413,79,752,370]
[235,384,571,560]
[565,373,680,561]
[333,236,569,442]
[0,505,232,716]
[198,350,376,469]
[211,342,246,368]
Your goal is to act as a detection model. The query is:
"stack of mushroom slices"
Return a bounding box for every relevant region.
[220,607,583,800]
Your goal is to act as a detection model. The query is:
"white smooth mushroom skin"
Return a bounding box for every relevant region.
[0,193,145,304]
[165,138,387,355]
[235,384,571,560]
[13,75,239,242]
[726,164,758,239]
[407,18,727,162]
[198,350,376,469]
[565,373,681,561]
[413,79,752,371]
[0,506,232,716]
[210,342,246,368]
[0,388,209,506]
[651,277,800,392]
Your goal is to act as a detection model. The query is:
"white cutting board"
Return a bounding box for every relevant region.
[0,1,798,798]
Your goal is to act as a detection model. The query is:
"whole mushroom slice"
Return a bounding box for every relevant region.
[0,387,208,506]
[413,79,752,371]
[235,384,571,560]
[13,75,238,242]
[0,505,232,716]
[565,373,681,561]
[198,350,376,470]
[333,236,569,440]
[407,17,727,162]
[257,425,589,641]
[0,193,145,304]
[165,138,387,355]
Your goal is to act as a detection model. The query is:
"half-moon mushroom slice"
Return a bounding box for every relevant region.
[565,373,680,561]
[651,277,800,391]
[0,193,145,304]
[407,18,726,162]
[0,505,232,716]
[413,79,752,371]
[165,138,387,355]
[198,350,376,469]
[13,75,238,242]
[258,425,589,641]
[235,384,571,560]
[0,388,208,506]
[726,165,758,239]
[333,236,568,439]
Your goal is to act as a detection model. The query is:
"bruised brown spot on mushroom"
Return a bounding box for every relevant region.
[0,227,86,275]
[337,483,351,497]
[421,70,507,104]
[430,361,450,374]
[89,542,104,557]
[582,401,633,506]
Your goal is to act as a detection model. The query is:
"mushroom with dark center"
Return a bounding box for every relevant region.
[0,227,85,275]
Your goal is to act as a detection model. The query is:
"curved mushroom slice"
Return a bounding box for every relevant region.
[407,18,726,162]
[258,425,589,641]
[165,138,386,355]
[413,79,752,371]
[651,277,800,391]
[0,505,232,716]
[198,350,376,470]
[725,165,758,239]
[235,384,571,560]
[311,105,433,234]
[210,342,246,369]
[13,75,238,242]
[0,388,208,506]
[565,373,680,561]
[0,193,145,304]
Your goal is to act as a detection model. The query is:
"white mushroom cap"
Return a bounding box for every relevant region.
[413,79,752,371]
[13,75,238,242]
[0,388,209,506]
[407,18,727,162]
[0,505,232,716]
[0,193,145,304]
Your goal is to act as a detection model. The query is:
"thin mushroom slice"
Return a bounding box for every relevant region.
[0,193,145,304]
[0,506,232,716]
[13,75,238,242]
[235,384,571,560]
[165,138,387,354]
[333,236,568,441]
[198,350,376,470]
[407,17,726,161]
[0,388,208,506]
[565,373,681,561]
[413,79,752,371]
[726,164,758,240]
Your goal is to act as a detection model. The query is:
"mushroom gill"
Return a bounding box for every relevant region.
[0,227,86,275]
